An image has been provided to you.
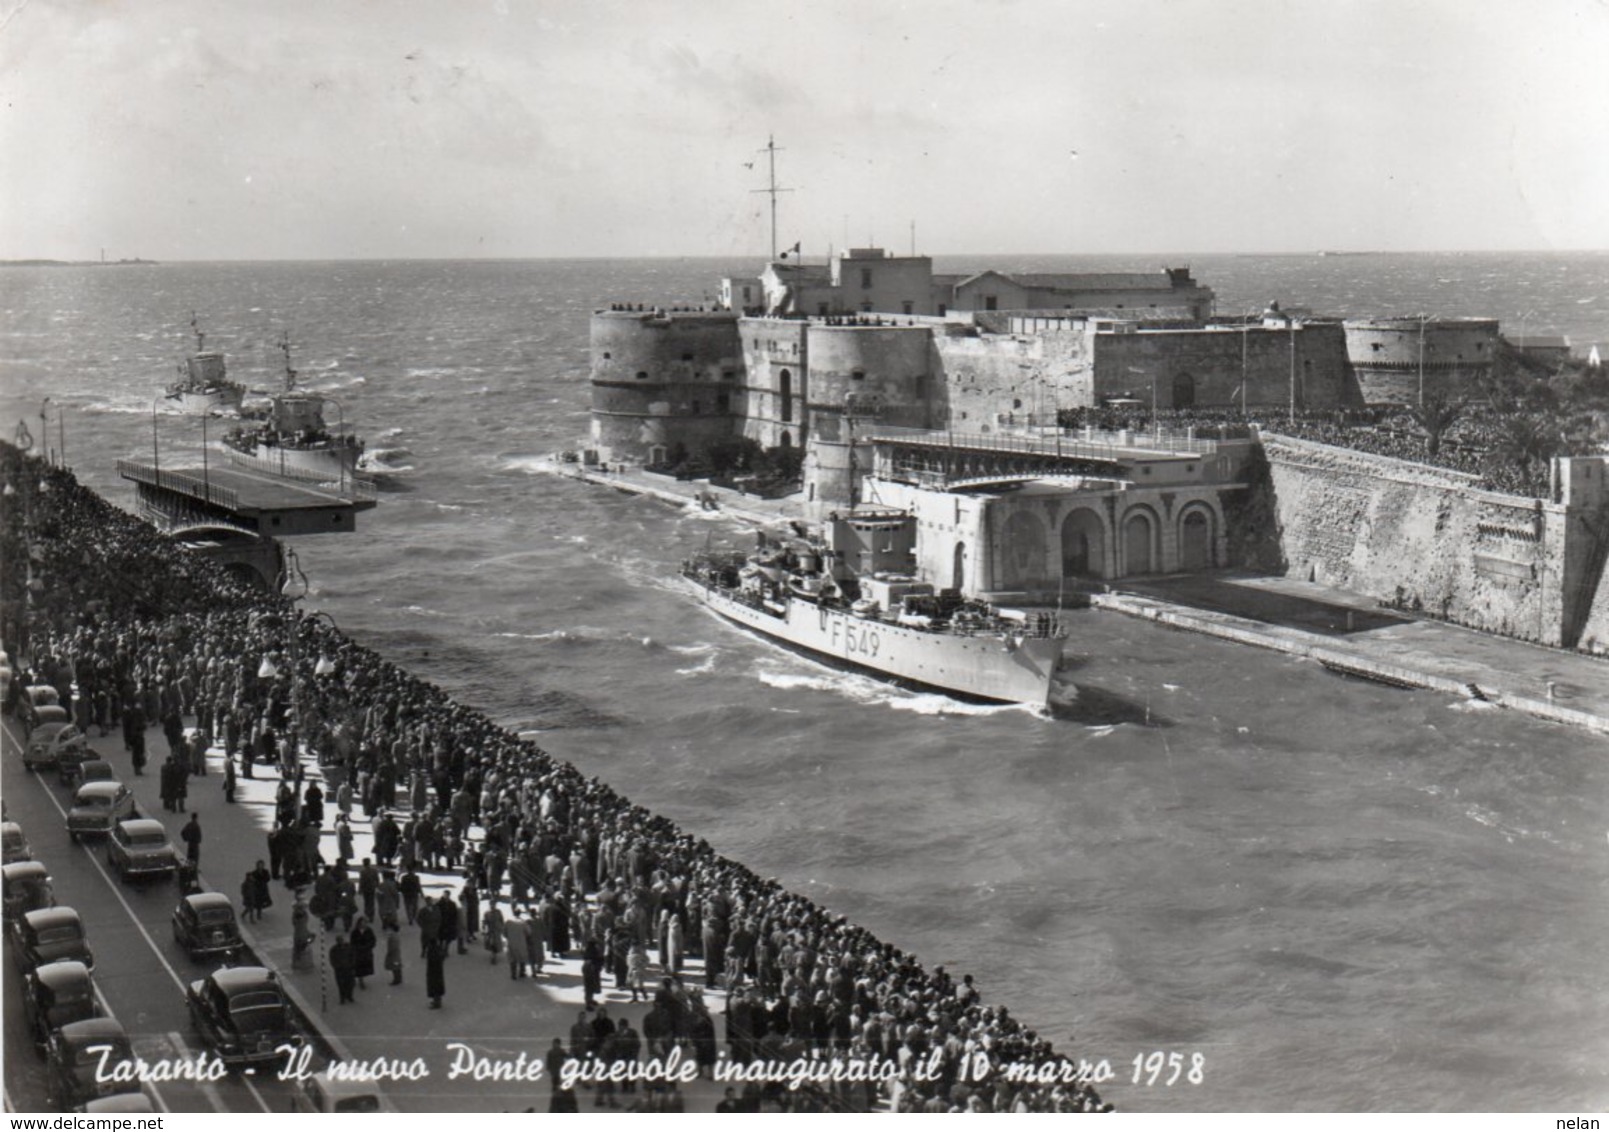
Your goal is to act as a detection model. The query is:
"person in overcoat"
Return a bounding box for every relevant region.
[350,916,377,990]
[426,939,446,1009]
[330,933,357,1004]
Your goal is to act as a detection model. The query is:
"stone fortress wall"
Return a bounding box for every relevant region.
[1260,434,1609,649]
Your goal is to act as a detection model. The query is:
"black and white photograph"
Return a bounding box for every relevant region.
[1,0,1607,1118]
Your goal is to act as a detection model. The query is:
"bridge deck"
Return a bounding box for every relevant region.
[116,460,377,515]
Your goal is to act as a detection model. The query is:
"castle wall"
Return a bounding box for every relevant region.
[1258,436,1609,647]
[931,327,1094,429]
[737,318,808,450]
[802,324,934,512]
[1092,323,1361,411]
[589,310,742,462]
[1342,319,1499,404]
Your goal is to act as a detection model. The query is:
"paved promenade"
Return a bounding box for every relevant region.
[102,722,737,1113]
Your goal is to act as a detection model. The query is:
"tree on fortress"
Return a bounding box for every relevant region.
[1407,369,1469,459]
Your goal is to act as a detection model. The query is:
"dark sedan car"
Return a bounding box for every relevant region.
[1,820,32,864]
[2,861,55,929]
[185,966,301,1069]
[43,1018,140,1110]
[172,893,243,960]
[24,959,98,1052]
[106,819,179,884]
[15,907,94,974]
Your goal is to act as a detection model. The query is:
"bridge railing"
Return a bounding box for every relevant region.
[865,425,1221,461]
[117,459,241,511]
[219,449,377,499]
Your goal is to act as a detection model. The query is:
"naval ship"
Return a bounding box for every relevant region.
[221,335,363,484]
[164,316,245,415]
[682,510,1066,706]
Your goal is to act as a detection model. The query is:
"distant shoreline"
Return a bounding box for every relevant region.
[0,258,159,267]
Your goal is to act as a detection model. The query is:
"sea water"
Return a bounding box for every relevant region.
[2,253,1607,1111]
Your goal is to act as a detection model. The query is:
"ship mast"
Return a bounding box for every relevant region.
[279,332,298,393]
[191,311,205,353]
[752,135,793,261]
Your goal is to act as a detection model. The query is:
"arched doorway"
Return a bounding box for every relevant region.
[1060,508,1105,580]
[952,542,967,593]
[1180,507,1214,571]
[780,431,792,449]
[1172,372,1196,409]
[1000,511,1047,590]
[1122,510,1155,575]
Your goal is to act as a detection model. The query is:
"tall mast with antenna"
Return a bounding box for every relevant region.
[279,332,298,393]
[752,135,792,261]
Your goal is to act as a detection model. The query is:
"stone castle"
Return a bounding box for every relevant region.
[587,252,1609,653]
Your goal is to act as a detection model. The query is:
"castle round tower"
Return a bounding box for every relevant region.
[1342,318,1498,404]
[802,322,934,512]
[589,309,743,463]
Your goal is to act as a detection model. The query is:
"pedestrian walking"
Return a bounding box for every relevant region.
[384,918,403,986]
[426,939,446,1009]
[350,916,377,990]
[330,933,357,1004]
[483,904,504,965]
[504,909,529,979]
[181,813,202,866]
[223,755,237,803]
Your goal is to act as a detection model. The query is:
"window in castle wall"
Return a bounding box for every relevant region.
[682,353,694,361]
[861,269,873,289]
[852,370,865,382]
[903,301,914,315]
[603,352,611,359]
[636,371,649,380]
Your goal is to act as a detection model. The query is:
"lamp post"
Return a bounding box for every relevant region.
[1416,313,1437,407]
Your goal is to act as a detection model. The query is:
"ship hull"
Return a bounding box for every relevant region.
[689,579,1063,705]
[225,441,361,482]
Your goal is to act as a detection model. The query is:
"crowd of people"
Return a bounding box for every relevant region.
[0,442,1110,1114]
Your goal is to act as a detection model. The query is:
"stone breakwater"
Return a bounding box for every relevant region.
[0,441,1111,1115]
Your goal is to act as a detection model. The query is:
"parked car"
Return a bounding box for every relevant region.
[106,819,179,884]
[25,721,88,773]
[66,781,135,841]
[292,1072,388,1113]
[172,892,243,960]
[3,861,55,928]
[1,819,32,864]
[43,1018,140,1110]
[185,966,301,1069]
[15,907,94,974]
[23,959,99,1052]
[18,685,63,733]
[73,759,115,787]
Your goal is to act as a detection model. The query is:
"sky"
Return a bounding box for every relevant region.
[2,0,1607,260]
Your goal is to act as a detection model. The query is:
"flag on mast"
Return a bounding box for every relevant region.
[778,241,802,260]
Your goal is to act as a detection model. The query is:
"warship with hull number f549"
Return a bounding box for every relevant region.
[683,510,1066,706]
